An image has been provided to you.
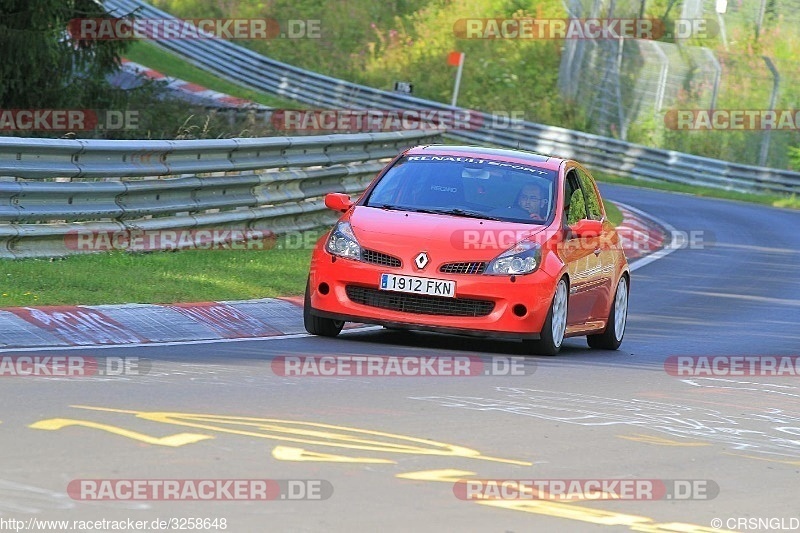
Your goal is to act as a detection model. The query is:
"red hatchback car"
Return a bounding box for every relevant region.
[304,145,630,355]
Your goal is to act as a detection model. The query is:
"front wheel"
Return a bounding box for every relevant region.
[524,277,568,356]
[303,281,344,337]
[587,275,628,350]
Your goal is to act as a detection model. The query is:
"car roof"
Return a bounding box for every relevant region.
[405,144,565,171]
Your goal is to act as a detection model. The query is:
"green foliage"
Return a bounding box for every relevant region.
[567,190,586,225]
[6,0,798,162]
[124,41,300,108]
[789,146,800,171]
[150,0,575,127]
[0,0,131,108]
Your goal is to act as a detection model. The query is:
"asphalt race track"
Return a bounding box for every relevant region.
[2,184,799,532]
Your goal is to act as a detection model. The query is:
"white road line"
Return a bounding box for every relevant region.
[0,326,383,353]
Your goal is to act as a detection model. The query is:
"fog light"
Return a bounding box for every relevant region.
[512,304,527,317]
[319,282,330,295]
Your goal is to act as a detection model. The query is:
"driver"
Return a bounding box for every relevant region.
[516,183,549,220]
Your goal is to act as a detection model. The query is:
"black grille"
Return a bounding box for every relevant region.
[439,261,488,275]
[345,285,494,317]
[362,249,401,267]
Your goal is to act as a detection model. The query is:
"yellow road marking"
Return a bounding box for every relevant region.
[619,434,712,447]
[630,524,734,532]
[66,406,530,465]
[29,418,212,447]
[722,451,800,466]
[396,469,476,483]
[479,501,732,531]
[477,499,655,526]
[397,470,611,503]
[397,469,731,532]
[30,408,731,532]
[272,445,395,463]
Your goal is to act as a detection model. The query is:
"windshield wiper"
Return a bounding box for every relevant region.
[448,208,502,221]
[410,208,501,221]
[368,203,402,211]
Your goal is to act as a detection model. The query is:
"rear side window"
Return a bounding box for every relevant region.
[564,170,586,225]
[577,169,604,221]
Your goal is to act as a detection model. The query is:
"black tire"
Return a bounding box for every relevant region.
[587,275,628,350]
[523,278,568,356]
[303,281,344,337]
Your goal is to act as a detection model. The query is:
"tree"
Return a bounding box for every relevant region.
[0,0,131,108]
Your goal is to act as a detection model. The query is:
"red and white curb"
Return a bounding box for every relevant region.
[0,300,291,350]
[615,201,681,272]
[615,203,666,261]
[0,206,670,351]
[120,59,269,110]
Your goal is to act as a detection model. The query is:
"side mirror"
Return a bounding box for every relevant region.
[324,193,353,213]
[570,219,603,238]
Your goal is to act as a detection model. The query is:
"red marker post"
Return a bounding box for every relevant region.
[448,51,465,106]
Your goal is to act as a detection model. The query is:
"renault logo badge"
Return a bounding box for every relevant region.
[414,252,429,269]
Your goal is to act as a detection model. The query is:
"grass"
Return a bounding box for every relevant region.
[0,200,632,307]
[604,201,624,226]
[0,236,321,307]
[123,41,301,110]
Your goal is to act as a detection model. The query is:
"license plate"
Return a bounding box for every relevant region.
[379,273,456,298]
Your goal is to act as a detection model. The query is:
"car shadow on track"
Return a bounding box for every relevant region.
[341,327,617,358]
[328,328,673,374]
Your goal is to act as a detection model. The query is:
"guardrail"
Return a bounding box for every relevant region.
[0,130,442,258]
[104,0,800,195]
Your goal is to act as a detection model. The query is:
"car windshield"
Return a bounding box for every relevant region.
[364,155,558,224]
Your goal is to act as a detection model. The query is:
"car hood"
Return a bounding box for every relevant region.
[347,206,549,264]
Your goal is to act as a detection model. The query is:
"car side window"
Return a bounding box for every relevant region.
[564,170,586,225]
[577,169,603,221]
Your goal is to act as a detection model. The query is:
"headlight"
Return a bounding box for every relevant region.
[485,241,541,275]
[325,221,361,260]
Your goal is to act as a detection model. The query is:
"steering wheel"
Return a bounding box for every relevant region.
[490,206,547,223]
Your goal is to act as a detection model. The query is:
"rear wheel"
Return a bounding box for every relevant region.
[587,275,628,350]
[524,278,568,356]
[303,281,344,337]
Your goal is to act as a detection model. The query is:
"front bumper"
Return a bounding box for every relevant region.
[308,251,558,339]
